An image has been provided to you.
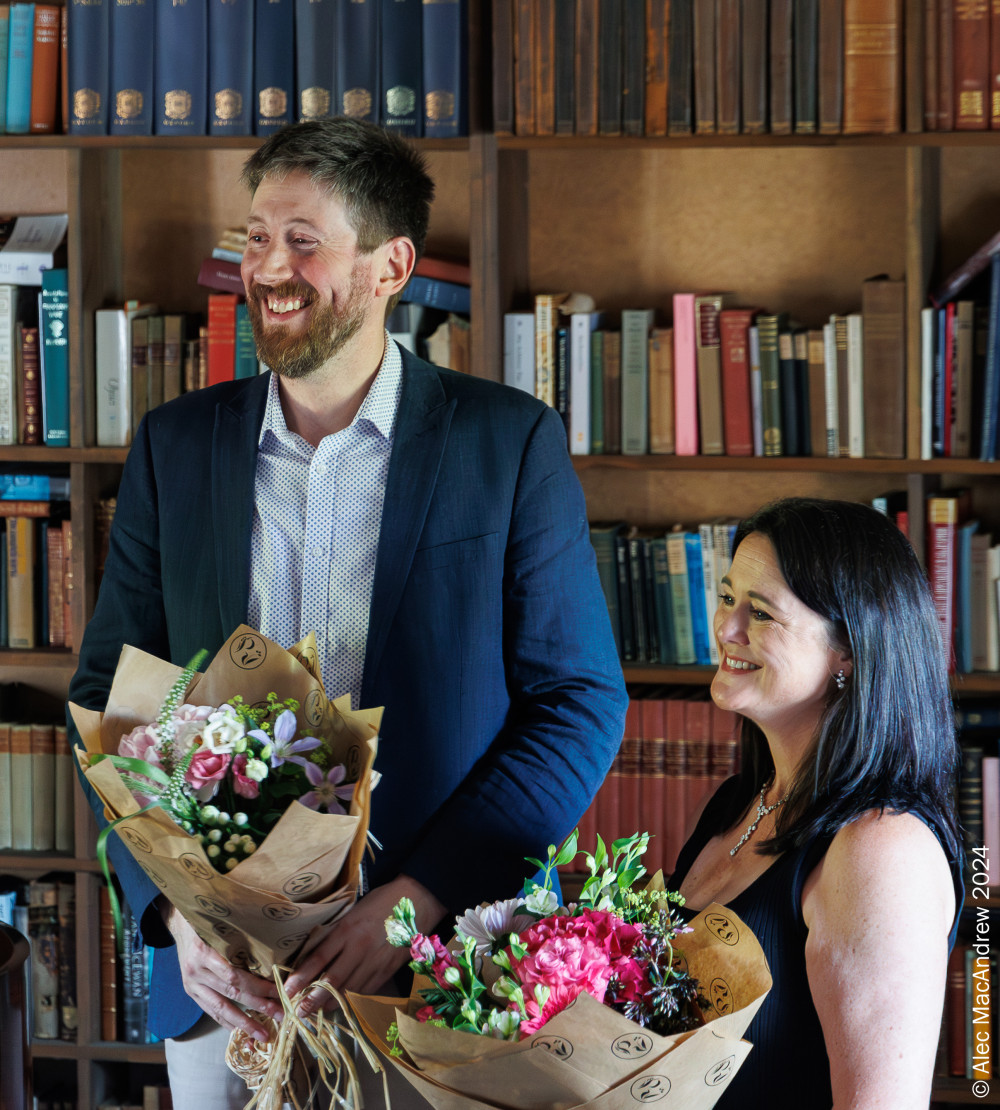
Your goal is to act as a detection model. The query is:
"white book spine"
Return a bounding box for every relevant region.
[31,728,55,852]
[0,285,16,445]
[698,522,720,665]
[569,312,596,455]
[95,309,131,447]
[847,313,865,459]
[920,306,935,460]
[10,728,32,851]
[503,312,534,396]
[823,321,839,457]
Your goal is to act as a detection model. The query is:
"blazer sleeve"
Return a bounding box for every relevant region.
[68,417,175,946]
[397,404,628,912]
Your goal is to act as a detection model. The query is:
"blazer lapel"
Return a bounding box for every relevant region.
[362,357,454,703]
[211,376,269,637]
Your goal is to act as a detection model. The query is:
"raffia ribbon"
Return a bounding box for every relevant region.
[226,969,389,1110]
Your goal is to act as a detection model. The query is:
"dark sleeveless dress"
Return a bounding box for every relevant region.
[666,776,963,1110]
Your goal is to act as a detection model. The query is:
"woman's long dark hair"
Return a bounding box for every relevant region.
[723,497,961,863]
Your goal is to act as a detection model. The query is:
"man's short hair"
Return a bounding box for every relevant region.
[241,117,435,260]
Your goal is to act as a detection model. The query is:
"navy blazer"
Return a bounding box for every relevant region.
[69,350,628,1039]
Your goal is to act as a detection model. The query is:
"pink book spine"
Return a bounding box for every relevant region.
[673,293,699,455]
[984,755,999,886]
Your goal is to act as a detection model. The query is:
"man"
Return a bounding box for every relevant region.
[69,118,627,1108]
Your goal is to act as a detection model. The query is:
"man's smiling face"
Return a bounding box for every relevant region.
[241,169,379,379]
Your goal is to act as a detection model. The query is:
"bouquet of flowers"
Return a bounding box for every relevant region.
[347,832,771,1110]
[70,626,382,1106]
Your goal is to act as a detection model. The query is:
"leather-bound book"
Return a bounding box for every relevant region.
[535,0,556,134]
[492,0,514,134]
[716,0,740,133]
[793,0,819,132]
[770,0,794,132]
[818,0,844,131]
[645,0,669,135]
[597,0,623,134]
[622,0,645,134]
[861,276,906,458]
[843,0,902,133]
[742,0,768,131]
[693,0,715,132]
[667,0,693,132]
[514,0,535,134]
[555,0,576,133]
[575,0,600,134]
[954,0,990,129]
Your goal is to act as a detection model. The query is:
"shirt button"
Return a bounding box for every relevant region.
[310,544,324,557]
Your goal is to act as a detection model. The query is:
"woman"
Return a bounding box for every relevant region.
[668,497,963,1110]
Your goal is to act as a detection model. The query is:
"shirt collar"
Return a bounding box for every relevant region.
[258,333,403,450]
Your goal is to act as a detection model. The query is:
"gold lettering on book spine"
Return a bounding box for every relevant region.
[115,89,144,120]
[73,88,102,121]
[386,86,416,116]
[300,88,331,119]
[164,90,193,121]
[215,89,243,121]
[342,88,372,118]
[425,90,455,121]
[259,87,287,119]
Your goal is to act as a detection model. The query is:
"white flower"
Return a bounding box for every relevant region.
[521,885,559,917]
[198,706,246,753]
[243,757,269,783]
[455,899,535,955]
[485,1009,521,1040]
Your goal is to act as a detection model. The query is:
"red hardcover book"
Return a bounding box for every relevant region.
[206,293,239,386]
[992,0,1000,126]
[639,696,666,876]
[414,256,471,285]
[954,0,990,128]
[946,942,969,1074]
[197,256,246,295]
[29,4,60,133]
[684,697,713,828]
[595,739,623,849]
[720,308,758,456]
[663,695,688,876]
[619,698,643,843]
[46,521,65,648]
[709,703,740,794]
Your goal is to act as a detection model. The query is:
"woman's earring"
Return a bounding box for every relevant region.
[834,669,847,691]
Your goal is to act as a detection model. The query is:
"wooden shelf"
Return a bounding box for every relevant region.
[574,456,1000,475]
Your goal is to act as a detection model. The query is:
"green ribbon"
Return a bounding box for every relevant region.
[89,753,173,957]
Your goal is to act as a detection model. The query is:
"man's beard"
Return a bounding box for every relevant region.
[245,271,371,380]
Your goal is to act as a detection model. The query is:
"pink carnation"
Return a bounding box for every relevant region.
[510,909,647,1036]
[410,933,458,988]
[231,754,260,800]
[185,749,231,801]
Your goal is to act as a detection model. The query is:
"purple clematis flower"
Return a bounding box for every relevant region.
[250,709,322,768]
[300,761,354,814]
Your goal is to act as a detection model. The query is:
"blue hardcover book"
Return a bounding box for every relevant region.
[253,0,293,134]
[380,0,421,135]
[40,268,69,447]
[422,0,466,137]
[110,0,154,134]
[683,530,712,665]
[67,0,109,133]
[154,0,208,134]
[294,0,336,121]
[0,7,9,132]
[337,0,377,122]
[209,0,253,134]
[234,302,258,379]
[954,518,978,674]
[978,252,1000,461]
[400,274,470,314]
[5,3,34,134]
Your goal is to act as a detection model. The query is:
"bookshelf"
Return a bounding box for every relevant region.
[1,0,999,1105]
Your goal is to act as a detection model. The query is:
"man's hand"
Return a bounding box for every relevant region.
[283,875,446,1016]
[162,901,283,1040]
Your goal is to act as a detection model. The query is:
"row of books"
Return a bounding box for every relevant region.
[505,278,907,460]
[942,942,997,1080]
[590,519,736,667]
[926,492,1000,676]
[0,2,61,134]
[0,720,76,852]
[0,874,75,1040]
[65,0,466,138]
[924,226,1000,462]
[925,0,1000,130]
[957,727,1000,885]
[0,510,74,650]
[0,274,71,449]
[564,691,740,879]
[493,0,904,138]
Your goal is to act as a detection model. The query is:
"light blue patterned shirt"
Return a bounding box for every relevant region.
[247,337,402,706]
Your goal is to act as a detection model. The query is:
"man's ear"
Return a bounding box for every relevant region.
[375,236,416,300]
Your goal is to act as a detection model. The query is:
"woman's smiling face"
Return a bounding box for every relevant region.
[711,531,851,745]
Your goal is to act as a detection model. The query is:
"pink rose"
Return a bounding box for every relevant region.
[118,722,161,764]
[185,749,231,801]
[231,754,260,800]
[410,933,457,988]
[416,1005,439,1024]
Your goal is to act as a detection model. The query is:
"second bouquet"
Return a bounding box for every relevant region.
[69,623,381,980]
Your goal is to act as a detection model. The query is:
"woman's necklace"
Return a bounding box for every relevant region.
[730,782,789,857]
